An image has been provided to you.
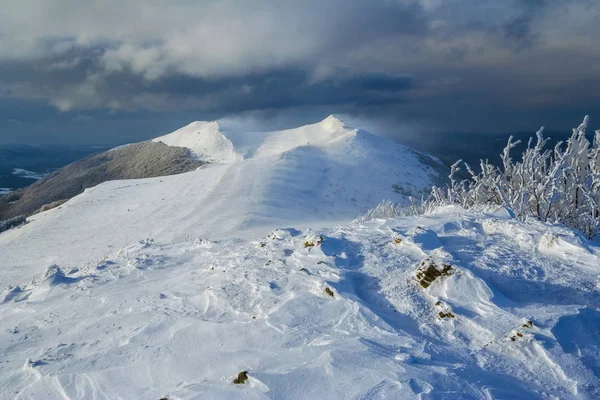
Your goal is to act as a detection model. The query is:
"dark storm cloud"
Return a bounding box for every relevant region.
[1,48,413,114]
[0,0,599,143]
[501,0,547,49]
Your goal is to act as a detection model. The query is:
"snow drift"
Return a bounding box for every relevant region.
[1,206,598,399]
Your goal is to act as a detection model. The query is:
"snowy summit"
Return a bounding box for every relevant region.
[0,116,442,284]
[1,116,599,399]
[152,121,242,163]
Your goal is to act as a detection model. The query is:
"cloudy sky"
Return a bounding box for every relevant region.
[1,0,599,144]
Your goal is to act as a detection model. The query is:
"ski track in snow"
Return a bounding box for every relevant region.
[1,207,599,399]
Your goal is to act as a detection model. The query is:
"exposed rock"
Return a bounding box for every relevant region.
[522,320,533,328]
[415,259,454,288]
[233,371,249,384]
[438,311,455,319]
[304,235,323,248]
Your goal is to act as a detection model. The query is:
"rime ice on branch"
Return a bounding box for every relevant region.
[428,116,600,238]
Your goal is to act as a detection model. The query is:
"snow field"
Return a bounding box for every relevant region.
[1,207,599,399]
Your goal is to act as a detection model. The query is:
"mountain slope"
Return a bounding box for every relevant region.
[0,142,203,220]
[1,207,598,399]
[0,116,443,284]
[0,144,103,194]
[1,116,599,399]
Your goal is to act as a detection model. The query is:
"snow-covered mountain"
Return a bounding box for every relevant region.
[152,121,242,163]
[0,115,442,284]
[1,116,599,399]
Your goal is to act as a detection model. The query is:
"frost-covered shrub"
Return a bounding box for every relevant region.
[0,215,26,233]
[34,199,68,215]
[358,117,599,238]
[429,116,600,238]
[355,199,430,223]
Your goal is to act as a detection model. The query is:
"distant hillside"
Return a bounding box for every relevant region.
[0,144,103,193]
[0,142,203,220]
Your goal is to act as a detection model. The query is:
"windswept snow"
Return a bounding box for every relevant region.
[1,207,599,399]
[0,116,442,284]
[152,115,356,162]
[152,121,242,163]
[2,115,598,399]
[250,114,357,158]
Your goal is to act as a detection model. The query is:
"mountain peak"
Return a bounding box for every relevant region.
[184,120,219,130]
[318,114,349,130]
[152,120,241,163]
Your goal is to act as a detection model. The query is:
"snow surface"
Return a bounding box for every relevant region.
[0,116,440,284]
[1,115,599,399]
[1,206,599,399]
[152,121,242,163]
[152,115,355,162]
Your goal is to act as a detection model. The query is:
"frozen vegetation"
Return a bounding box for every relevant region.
[0,215,25,233]
[0,116,598,399]
[428,116,600,238]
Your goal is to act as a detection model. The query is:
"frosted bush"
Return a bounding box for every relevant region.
[355,199,427,223]
[429,116,600,238]
[359,116,599,238]
[0,215,26,233]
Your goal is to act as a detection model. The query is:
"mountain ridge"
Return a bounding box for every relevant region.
[1,118,599,399]
[0,117,444,285]
[151,115,361,162]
